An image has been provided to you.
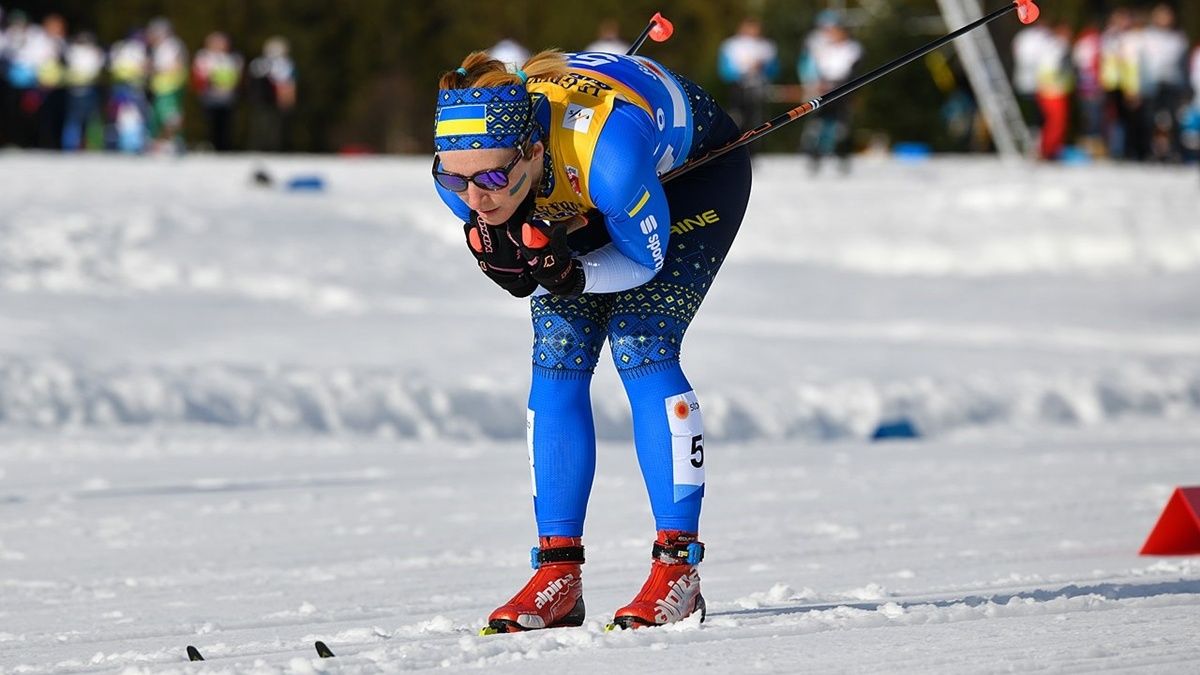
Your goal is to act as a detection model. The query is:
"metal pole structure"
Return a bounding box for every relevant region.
[936,0,1034,159]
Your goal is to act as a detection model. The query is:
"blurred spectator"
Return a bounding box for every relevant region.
[718,17,778,134]
[192,32,243,152]
[929,51,985,152]
[109,30,150,153]
[798,10,862,173]
[1073,20,1105,157]
[1035,22,1074,160]
[247,36,296,153]
[146,17,187,152]
[1012,20,1051,130]
[0,5,9,146]
[1121,11,1151,161]
[1100,8,1131,157]
[4,10,44,147]
[61,31,103,151]
[488,38,529,68]
[34,14,66,150]
[585,19,629,54]
[1186,44,1200,162]
[1141,3,1189,162]
[0,8,10,145]
[1192,45,1200,111]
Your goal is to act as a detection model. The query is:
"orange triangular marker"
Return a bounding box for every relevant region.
[1139,487,1200,555]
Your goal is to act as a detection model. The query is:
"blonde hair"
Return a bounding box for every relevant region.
[439,49,570,89]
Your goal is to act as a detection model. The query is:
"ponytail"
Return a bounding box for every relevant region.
[439,49,571,90]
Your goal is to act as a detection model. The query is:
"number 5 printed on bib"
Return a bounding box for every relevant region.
[665,391,704,501]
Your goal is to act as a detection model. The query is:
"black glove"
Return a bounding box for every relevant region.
[516,219,585,297]
[464,215,539,298]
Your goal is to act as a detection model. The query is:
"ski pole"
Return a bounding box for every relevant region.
[626,12,674,56]
[661,0,1040,183]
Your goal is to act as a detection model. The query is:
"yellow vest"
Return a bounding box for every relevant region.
[526,69,654,222]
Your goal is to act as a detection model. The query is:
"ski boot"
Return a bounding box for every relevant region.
[481,536,586,634]
[609,530,706,630]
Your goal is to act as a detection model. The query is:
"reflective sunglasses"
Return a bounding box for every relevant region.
[432,136,532,193]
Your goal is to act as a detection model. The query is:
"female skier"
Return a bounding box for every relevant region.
[432,49,752,632]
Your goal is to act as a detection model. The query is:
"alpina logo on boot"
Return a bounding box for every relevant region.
[534,573,575,609]
[653,569,700,624]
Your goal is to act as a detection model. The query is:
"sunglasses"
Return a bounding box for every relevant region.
[432,135,532,193]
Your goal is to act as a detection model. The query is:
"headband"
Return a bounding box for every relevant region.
[435,73,533,152]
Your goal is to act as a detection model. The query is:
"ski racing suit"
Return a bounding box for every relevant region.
[436,52,752,538]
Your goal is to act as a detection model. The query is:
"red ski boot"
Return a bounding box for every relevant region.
[610,531,706,629]
[481,536,586,634]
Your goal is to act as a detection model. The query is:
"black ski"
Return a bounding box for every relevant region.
[184,641,334,662]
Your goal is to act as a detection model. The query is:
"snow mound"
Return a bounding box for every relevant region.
[2,357,1198,440]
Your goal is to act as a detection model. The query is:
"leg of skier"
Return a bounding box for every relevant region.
[609,109,752,629]
[484,295,613,633]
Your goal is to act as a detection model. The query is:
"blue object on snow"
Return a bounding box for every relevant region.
[285,175,326,192]
[1059,145,1091,166]
[893,142,932,163]
[871,418,921,441]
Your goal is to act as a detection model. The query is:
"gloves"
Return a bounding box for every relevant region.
[464,216,539,298]
[517,219,585,297]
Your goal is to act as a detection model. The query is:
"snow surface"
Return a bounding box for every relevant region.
[1,153,1199,672]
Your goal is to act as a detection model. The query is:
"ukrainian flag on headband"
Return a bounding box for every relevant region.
[436,105,488,137]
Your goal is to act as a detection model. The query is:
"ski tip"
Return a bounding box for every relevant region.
[479,625,501,636]
[186,645,204,662]
[314,640,335,658]
[604,622,619,632]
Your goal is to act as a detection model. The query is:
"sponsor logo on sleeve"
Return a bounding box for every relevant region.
[639,214,658,235]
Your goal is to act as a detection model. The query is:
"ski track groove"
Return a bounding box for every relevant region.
[11,578,1196,673]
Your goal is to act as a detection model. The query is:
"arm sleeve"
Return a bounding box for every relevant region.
[434,179,472,222]
[583,102,670,293]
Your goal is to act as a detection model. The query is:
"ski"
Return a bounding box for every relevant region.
[183,641,334,662]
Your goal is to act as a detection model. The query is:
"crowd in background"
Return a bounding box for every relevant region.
[1015,3,1200,162]
[718,10,863,172]
[713,4,1200,166]
[4,5,1200,162]
[0,7,296,154]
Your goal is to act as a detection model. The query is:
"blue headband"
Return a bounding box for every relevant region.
[435,83,533,152]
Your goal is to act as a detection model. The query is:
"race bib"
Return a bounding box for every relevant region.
[665,391,704,501]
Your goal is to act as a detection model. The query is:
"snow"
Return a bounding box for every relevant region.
[1,153,1199,672]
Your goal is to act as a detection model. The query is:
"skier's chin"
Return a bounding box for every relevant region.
[477,205,511,225]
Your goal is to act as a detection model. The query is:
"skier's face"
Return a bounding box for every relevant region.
[438,142,543,226]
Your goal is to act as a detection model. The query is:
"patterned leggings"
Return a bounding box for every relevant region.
[525,112,752,537]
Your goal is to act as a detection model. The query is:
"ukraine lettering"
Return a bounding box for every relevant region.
[670,209,720,235]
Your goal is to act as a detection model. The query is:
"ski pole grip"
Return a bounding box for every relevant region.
[1014,0,1040,25]
[649,13,674,42]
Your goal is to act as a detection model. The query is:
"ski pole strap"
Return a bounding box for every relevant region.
[530,545,585,569]
[653,540,705,565]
